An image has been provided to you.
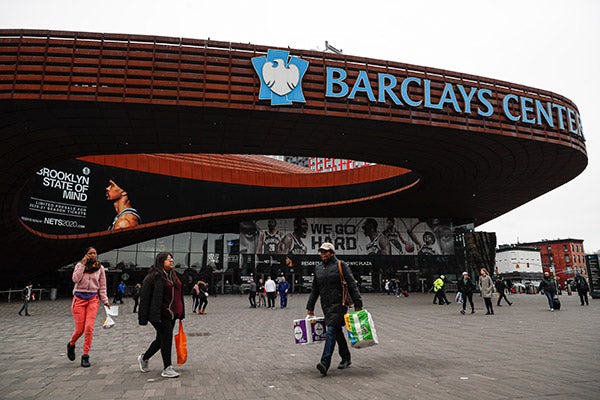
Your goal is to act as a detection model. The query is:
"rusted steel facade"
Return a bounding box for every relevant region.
[0,30,587,280]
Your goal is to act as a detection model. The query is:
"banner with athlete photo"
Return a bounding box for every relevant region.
[242,217,456,256]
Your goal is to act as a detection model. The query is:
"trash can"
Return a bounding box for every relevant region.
[50,288,58,300]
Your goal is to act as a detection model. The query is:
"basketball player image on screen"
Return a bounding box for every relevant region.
[407,220,439,255]
[278,217,308,255]
[383,217,414,254]
[257,219,282,255]
[239,220,259,254]
[106,179,141,231]
[362,218,391,255]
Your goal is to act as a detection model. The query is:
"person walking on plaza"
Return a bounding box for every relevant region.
[573,272,589,306]
[278,276,290,308]
[457,271,475,314]
[67,247,111,368]
[132,283,141,313]
[257,278,267,307]
[433,275,450,305]
[248,278,257,308]
[197,280,209,314]
[538,271,558,311]
[479,268,495,315]
[306,242,363,376]
[113,280,125,304]
[265,276,277,309]
[18,283,33,316]
[495,276,512,306]
[137,252,185,378]
[439,276,451,305]
[191,281,200,313]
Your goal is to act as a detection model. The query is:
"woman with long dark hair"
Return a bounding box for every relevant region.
[67,246,110,367]
[137,252,185,378]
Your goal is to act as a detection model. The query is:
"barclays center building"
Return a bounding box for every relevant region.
[0,30,587,294]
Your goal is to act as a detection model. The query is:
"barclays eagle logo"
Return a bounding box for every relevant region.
[252,49,309,106]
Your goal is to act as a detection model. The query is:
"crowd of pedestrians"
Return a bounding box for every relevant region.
[14,243,593,381]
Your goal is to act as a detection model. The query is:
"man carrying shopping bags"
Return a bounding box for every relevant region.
[306,242,363,376]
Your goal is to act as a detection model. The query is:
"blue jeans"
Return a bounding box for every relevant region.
[280,294,288,308]
[544,291,555,309]
[320,325,350,369]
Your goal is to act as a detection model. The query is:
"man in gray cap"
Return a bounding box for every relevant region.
[306,242,363,376]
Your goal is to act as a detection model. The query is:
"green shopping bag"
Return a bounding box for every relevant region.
[344,309,379,348]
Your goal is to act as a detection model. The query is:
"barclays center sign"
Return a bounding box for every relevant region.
[252,50,584,137]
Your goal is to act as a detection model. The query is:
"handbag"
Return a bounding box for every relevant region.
[338,260,354,307]
[174,320,188,365]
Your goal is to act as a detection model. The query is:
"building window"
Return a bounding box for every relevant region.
[563,244,568,252]
[565,255,570,263]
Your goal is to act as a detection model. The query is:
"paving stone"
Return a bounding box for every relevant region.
[1,292,598,399]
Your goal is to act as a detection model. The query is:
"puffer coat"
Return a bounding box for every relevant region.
[306,256,363,327]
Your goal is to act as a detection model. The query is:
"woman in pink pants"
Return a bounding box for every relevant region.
[67,247,110,367]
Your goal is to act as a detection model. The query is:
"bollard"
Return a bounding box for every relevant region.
[50,288,57,300]
[567,283,572,296]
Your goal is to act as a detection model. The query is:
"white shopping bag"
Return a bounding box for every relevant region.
[102,314,115,329]
[104,305,119,316]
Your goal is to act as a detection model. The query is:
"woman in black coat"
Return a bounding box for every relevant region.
[457,271,476,314]
[306,242,363,376]
[574,272,589,306]
[137,252,185,378]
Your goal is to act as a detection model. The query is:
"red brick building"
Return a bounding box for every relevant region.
[519,239,586,288]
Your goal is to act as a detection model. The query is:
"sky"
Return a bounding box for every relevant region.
[2,0,599,251]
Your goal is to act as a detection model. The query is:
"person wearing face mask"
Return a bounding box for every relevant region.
[306,242,363,376]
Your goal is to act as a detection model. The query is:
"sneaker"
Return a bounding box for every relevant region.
[337,360,352,369]
[67,342,76,361]
[316,362,328,376]
[161,365,180,378]
[137,353,149,373]
[550,308,554,312]
[460,310,466,315]
[81,354,91,368]
[471,310,475,314]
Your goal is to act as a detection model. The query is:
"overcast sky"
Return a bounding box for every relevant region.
[3,0,599,251]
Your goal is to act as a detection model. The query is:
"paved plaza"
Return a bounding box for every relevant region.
[1,291,599,400]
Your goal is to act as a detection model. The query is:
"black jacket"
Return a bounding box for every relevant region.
[457,277,475,295]
[138,269,185,325]
[574,275,589,292]
[538,277,557,294]
[306,256,363,327]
